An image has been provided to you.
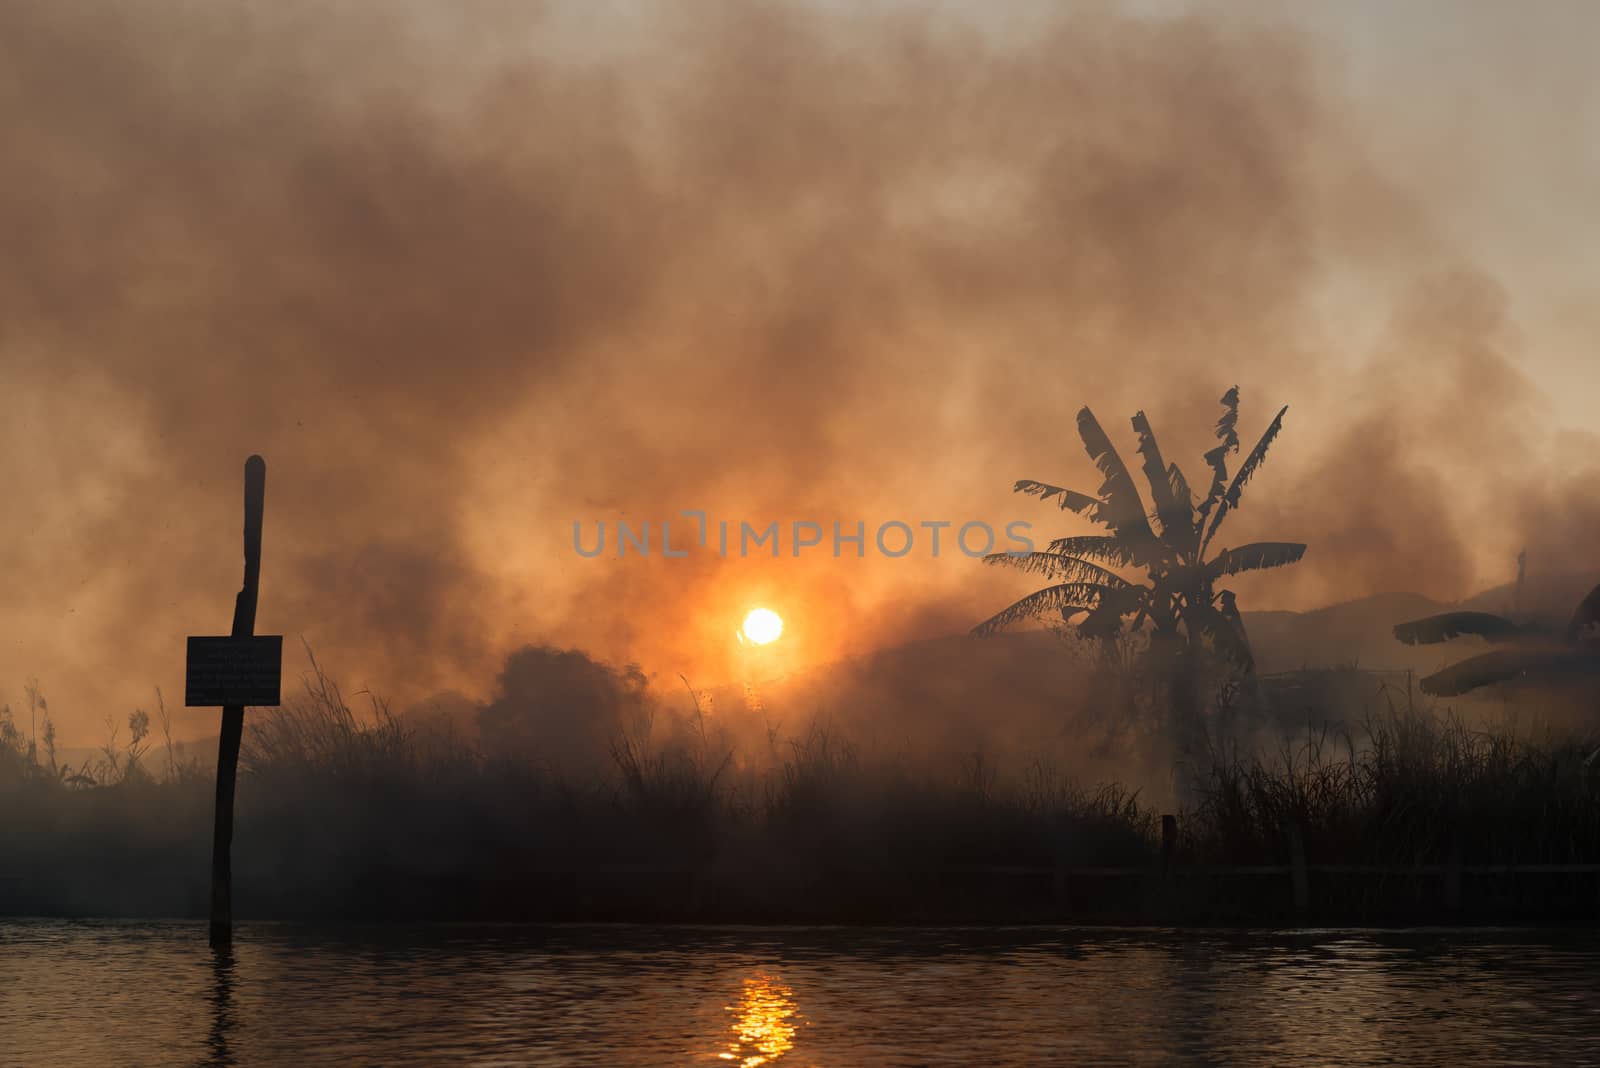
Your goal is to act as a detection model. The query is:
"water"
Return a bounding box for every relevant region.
[3,921,1598,1066]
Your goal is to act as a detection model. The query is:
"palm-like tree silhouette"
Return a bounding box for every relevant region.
[1394,583,1600,696]
[973,387,1305,674]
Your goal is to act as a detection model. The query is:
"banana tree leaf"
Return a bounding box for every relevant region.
[1167,463,1195,531]
[1131,410,1193,548]
[1568,582,1600,640]
[1076,407,1159,551]
[1044,535,1142,567]
[1013,480,1101,516]
[1419,648,1600,696]
[983,551,1132,588]
[1393,612,1523,646]
[971,582,1139,638]
[1196,386,1240,523]
[1073,584,1148,639]
[1202,404,1288,552]
[1208,542,1307,579]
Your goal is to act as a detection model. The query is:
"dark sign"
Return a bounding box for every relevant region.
[185,635,283,707]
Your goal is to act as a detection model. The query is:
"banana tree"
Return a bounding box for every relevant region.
[972,386,1305,675]
[1394,582,1600,696]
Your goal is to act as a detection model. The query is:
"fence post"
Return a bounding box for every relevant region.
[1288,823,1309,916]
[1445,834,1463,913]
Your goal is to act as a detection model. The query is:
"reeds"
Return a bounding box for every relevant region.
[2,663,1595,921]
[1184,704,1600,868]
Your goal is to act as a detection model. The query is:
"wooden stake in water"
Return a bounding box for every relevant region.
[210,455,265,948]
[1288,823,1310,916]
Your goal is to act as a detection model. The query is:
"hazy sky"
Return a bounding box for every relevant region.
[3,0,1596,743]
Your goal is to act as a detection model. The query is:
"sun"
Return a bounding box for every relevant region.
[740,607,784,646]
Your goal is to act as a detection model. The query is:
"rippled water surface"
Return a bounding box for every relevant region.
[3,921,1598,1066]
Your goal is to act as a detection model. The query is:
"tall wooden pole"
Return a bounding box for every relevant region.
[210,455,265,948]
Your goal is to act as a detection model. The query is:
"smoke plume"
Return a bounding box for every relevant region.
[2,1,1595,742]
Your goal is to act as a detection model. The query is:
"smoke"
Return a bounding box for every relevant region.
[2,1,1596,742]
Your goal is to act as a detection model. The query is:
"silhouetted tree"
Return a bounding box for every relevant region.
[478,645,651,767]
[1394,582,1600,696]
[973,387,1305,690]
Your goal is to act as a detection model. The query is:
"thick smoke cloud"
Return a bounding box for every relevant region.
[1,1,1594,742]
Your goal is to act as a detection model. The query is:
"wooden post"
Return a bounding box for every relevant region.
[1444,834,1463,913]
[1288,823,1309,916]
[210,455,265,948]
[1159,814,1178,915]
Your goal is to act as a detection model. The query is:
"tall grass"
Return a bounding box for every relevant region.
[1185,706,1600,868]
[2,663,1596,921]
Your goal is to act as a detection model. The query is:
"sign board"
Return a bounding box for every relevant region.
[185,635,283,707]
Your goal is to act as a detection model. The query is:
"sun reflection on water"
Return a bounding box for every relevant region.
[719,973,801,1066]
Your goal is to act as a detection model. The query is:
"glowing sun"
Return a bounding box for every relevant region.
[740,607,784,645]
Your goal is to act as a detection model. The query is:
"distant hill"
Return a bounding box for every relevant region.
[1458,569,1600,623]
[1242,591,1448,673]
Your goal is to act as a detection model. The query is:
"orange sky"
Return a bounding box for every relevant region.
[3,1,1597,743]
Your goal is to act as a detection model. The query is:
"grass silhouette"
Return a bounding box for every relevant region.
[2,659,1596,923]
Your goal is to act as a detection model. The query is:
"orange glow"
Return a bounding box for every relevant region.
[719,973,799,1066]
